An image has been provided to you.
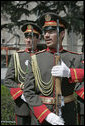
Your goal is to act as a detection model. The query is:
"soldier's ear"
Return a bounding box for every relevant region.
[61,30,65,38]
[59,30,65,42]
[59,30,65,45]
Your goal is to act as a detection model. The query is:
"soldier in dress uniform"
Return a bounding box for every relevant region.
[75,45,84,125]
[22,12,84,125]
[4,21,42,125]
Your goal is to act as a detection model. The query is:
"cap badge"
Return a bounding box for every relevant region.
[45,14,51,21]
[27,25,32,30]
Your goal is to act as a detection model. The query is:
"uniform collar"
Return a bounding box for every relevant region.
[25,48,31,52]
[25,48,38,53]
[46,46,63,53]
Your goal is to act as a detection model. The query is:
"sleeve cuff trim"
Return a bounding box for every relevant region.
[13,90,22,97]
[81,92,84,97]
[38,108,48,120]
[73,68,78,80]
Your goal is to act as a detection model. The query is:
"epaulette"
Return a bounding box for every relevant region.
[16,50,25,53]
[63,49,82,55]
[35,49,46,55]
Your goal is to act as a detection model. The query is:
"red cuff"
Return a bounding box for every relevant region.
[69,68,84,83]
[10,88,23,100]
[76,86,84,100]
[33,104,51,123]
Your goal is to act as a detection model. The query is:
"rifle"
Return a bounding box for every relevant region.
[55,19,64,117]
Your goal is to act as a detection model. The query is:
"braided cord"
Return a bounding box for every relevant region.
[13,53,18,81]
[14,52,26,83]
[31,55,53,96]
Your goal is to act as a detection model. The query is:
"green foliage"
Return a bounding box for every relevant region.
[1,1,84,34]
[1,84,16,125]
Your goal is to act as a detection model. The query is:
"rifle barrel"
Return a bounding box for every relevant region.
[31,26,34,53]
[56,19,60,56]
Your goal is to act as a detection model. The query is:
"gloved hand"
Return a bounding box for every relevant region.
[21,94,27,102]
[51,60,71,78]
[45,112,64,125]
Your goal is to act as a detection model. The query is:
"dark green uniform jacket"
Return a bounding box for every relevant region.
[23,47,84,125]
[4,49,31,116]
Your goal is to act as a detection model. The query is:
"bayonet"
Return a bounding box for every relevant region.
[31,26,34,54]
[56,19,60,56]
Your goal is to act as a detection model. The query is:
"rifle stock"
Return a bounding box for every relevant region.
[55,55,62,115]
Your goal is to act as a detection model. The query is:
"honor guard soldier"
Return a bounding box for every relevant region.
[4,21,42,125]
[22,12,84,125]
[75,47,84,125]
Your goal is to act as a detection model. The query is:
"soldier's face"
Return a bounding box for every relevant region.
[24,35,38,50]
[44,30,62,48]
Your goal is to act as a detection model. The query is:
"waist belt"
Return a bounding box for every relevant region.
[40,94,75,105]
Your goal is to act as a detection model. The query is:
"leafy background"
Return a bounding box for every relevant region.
[1,84,16,125]
[1,1,84,34]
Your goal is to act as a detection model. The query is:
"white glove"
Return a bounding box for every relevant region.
[51,60,71,78]
[21,94,27,102]
[45,112,64,125]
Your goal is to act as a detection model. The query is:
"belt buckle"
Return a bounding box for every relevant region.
[46,98,52,103]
